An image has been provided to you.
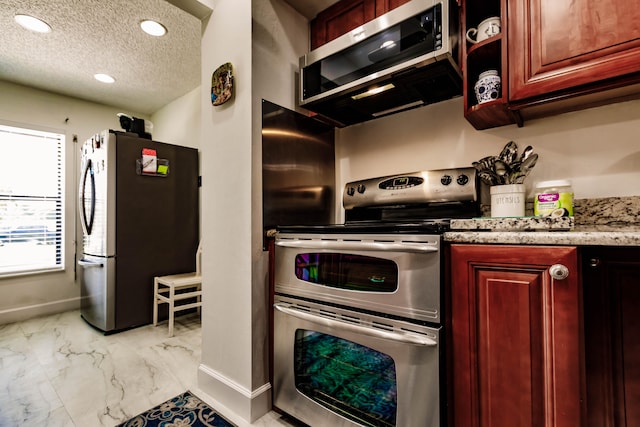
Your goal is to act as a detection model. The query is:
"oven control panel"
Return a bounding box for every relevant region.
[343,167,477,209]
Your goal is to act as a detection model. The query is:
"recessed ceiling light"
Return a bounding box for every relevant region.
[14,14,52,33]
[140,20,167,37]
[94,73,116,84]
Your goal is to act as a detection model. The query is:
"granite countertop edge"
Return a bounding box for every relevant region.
[443,229,640,246]
[445,196,640,246]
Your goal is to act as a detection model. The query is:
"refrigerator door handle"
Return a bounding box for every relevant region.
[78,258,103,268]
[80,159,96,236]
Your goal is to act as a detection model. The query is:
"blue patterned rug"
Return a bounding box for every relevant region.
[117,390,236,427]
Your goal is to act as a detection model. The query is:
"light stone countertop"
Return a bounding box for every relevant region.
[444,228,640,247]
[444,196,640,247]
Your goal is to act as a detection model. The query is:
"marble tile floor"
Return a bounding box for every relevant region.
[0,310,296,427]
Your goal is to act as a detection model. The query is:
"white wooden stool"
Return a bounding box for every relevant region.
[153,242,202,337]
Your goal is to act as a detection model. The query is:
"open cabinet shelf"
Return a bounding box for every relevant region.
[462,0,520,129]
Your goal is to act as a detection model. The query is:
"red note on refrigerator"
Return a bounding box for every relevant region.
[142,148,157,173]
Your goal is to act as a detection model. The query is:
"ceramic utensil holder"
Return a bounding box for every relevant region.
[491,184,525,217]
[474,70,501,104]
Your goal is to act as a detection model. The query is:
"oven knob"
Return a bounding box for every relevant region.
[441,175,452,185]
[357,184,366,194]
[457,174,469,185]
[346,186,355,196]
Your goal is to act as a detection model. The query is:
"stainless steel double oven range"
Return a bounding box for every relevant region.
[273,168,479,427]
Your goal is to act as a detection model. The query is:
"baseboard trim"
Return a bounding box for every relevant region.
[0,297,80,325]
[197,363,272,423]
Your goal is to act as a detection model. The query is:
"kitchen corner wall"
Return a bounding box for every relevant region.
[197,0,310,422]
[336,95,640,208]
[197,0,270,423]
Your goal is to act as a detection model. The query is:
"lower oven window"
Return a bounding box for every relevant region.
[294,329,397,427]
[295,253,398,292]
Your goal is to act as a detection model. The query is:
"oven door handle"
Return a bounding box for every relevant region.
[274,303,437,347]
[275,240,438,253]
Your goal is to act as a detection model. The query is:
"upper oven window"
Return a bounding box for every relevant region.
[295,329,397,426]
[295,253,398,292]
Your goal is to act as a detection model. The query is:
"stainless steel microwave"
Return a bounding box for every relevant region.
[299,0,461,127]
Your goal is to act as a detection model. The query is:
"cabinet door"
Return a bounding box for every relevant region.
[309,0,413,50]
[310,0,376,50]
[583,247,640,427]
[508,0,640,102]
[451,244,583,427]
[374,0,412,16]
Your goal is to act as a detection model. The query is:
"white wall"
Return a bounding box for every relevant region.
[197,0,258,421]
[337,96,640,205]
[196,0,308,422]
[253,0,310,112]
[151,86,201,148]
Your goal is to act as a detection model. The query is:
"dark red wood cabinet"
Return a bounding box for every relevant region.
[309,0,412,50]
[507,0,640,104]
[449,244,583,427]
[463,0,640,129]
[582,247,640,427]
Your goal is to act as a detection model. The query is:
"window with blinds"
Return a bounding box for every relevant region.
[0,123,64,276]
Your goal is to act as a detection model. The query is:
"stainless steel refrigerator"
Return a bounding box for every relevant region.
[78,129,199,333]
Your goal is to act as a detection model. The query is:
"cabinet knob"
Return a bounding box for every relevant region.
[589,258,601,268]
[549,264,570,280]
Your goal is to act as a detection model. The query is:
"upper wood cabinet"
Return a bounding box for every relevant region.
[310,0,412,50]
[463,0,640,129]
[508,0,640,103]
[450,244,583,426]
[376,0,414,15]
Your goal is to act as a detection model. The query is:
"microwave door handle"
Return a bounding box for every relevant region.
[274,303,436,347]
[275,240,438,253]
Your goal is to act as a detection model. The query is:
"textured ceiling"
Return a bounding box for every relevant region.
[0,0,203,115]
[0,0,340,115]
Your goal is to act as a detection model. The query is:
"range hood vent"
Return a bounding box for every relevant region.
[305,59,462,127]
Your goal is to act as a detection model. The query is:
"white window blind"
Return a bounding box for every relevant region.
[0,123,64,276]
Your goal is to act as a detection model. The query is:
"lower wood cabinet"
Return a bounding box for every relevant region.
[449,244,583,427]
[582,247,640,427]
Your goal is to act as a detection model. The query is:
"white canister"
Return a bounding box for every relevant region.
[474,70,501,104]
[466,16,501,44]
[490,184,525,217]
[534,180,574,217]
